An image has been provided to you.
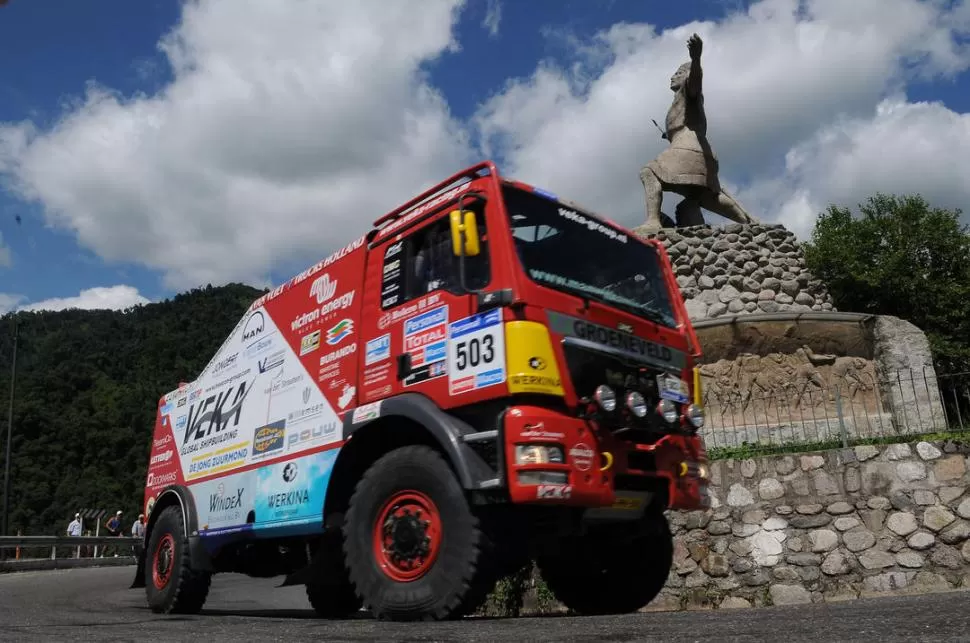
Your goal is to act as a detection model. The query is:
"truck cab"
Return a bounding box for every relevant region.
[136,160,710,622]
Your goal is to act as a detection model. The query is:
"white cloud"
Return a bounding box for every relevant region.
[16,285,150,313]
[0,293,24,314]
[741,95,970,238]
[0,0,470,291]
[472,0,970,235]
[483,0,501,37]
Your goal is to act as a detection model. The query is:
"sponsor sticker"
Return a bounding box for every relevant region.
[365,334,391,365]
[300,330,321,356]
[326,318,354,345]
[351,401,382,424]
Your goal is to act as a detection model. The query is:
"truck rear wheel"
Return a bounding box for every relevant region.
[343,445,486,621]
[144,505,212,614]
[306,533,363,618]
[535,514,673,616]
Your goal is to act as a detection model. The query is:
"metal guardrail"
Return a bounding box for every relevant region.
[0,535,140,548]
[0,535,142,573]
[0,536,142,572]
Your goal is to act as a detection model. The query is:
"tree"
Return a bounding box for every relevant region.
[803,193,970,373]
[0,283,265,535]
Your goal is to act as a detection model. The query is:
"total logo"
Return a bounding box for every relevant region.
[310,273,337,304]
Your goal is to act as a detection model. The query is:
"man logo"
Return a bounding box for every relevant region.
[529,357,547,371]
[310,274,337,305]
[243,311,265,342]
[302,387,311,404]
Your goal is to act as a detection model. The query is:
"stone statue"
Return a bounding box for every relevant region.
[639,34,759,231]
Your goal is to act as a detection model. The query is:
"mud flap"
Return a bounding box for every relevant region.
[130,549,146,589]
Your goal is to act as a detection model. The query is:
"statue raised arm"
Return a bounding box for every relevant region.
[638,33,759,231]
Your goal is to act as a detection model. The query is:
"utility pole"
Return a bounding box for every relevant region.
[2,317,18,537]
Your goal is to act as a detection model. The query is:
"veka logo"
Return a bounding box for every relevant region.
[183,380,251,446]
[302,386,311,404]
[242,311,265,343]
[326,319,354,345]
[310,274,337,304]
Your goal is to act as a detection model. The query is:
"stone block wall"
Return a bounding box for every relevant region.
[650,439,970,611]
[633,223,836,322]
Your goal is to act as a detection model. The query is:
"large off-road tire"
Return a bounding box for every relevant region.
[343,445,488,621]
[144,505,212,614]
[536,514,674,616]
[306,534,363,618]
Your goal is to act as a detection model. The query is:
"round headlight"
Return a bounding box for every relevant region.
[626,390,647,417]
[594,385,617,412]
[657,399,678,424]
[685,403,705,429]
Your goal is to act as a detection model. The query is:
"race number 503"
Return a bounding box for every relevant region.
[448,309,506,395]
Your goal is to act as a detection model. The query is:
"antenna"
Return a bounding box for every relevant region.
[651,119,668,141]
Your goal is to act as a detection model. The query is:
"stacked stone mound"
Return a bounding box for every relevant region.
[633,223,836,321]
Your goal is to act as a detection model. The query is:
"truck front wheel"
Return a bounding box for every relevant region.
[144,505,212,614]
[535,513,674,616]
[343,445,487,621]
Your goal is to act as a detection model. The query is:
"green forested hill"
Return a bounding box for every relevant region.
[0,283,264,536]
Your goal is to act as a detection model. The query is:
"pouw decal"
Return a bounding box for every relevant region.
[326,319,354,345]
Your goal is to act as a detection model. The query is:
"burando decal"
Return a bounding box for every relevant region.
[326,318,354,345]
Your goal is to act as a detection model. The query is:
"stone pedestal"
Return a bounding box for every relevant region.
[632,223,946,447]
[633,222,836,321]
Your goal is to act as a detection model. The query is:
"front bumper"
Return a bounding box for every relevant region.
[502,404,710,512]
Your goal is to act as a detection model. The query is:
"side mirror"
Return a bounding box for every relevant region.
[449,209,480,257]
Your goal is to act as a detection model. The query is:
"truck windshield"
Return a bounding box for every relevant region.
[503,185,678,328]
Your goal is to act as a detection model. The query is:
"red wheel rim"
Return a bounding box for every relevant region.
[152,533,175,590]
[372,490,442,582]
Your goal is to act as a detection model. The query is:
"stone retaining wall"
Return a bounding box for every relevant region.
[633,223,836,321]
[651,439,970,611]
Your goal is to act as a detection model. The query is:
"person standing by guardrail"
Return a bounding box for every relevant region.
[67,513,82,558]
[131,514,145,558]
[103,511,123,557]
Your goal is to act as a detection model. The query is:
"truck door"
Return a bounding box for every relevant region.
[359,205,494,407]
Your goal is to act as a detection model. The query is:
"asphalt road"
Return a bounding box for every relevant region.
[1,566,969,642]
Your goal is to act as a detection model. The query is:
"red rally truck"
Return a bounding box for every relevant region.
[133,160,711,621]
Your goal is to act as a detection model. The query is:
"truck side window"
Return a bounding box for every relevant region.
[380,209,490,309]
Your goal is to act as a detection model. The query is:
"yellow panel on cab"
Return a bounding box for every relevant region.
[505,321,565,396]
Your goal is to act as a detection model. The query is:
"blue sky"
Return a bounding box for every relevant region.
[1,0,969,313]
